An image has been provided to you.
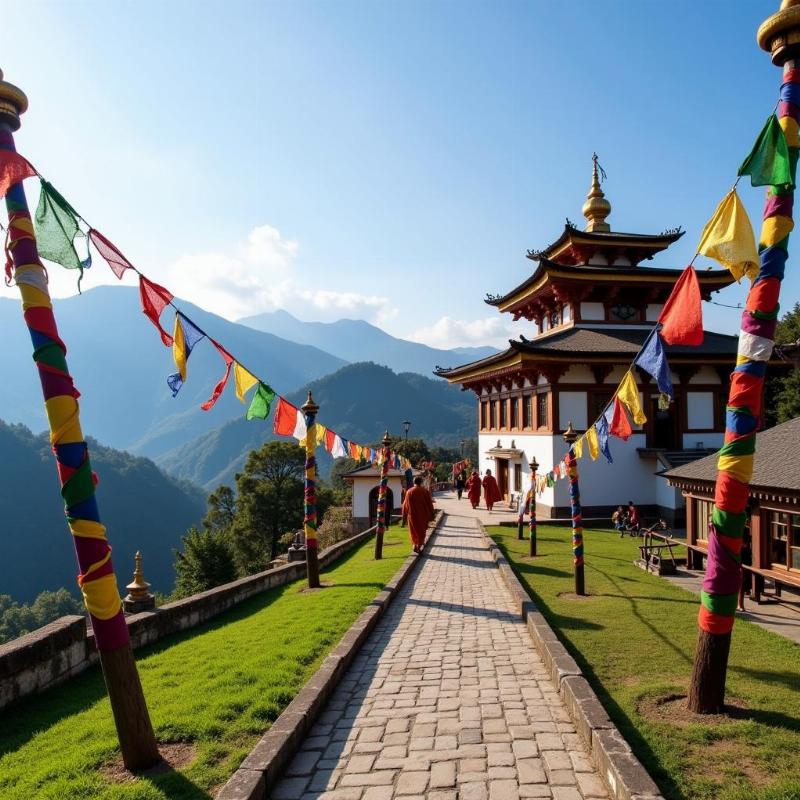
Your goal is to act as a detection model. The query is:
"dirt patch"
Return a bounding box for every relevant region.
[556,591,596,600]
[102,741,198,783]
[638,692,749,728]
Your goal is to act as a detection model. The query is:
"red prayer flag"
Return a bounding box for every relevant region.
[325,428,336,453]
[0,150,36,198]
[609,397,633,440]
[658,266,704,346]
[139,275,174,346]
[89,229,134,280]
[201,340,234,411]
[273,396,300,436]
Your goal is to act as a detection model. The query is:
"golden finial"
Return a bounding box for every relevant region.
[582,153,611,233]
[758,1,800,64]
[125,552,152,601]
[0,68,28,132]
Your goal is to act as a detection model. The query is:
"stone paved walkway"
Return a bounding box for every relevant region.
[270,514,609,800]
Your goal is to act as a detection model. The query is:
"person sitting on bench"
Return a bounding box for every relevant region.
[612,505,627,535]
[626,501,641,535]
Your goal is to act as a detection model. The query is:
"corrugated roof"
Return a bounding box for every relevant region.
[664,417,800,493]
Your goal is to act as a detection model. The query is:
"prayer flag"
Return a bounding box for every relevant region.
[325,428,336,453]
[573,436,584,459]
[738,114,793,188]
[635,333,673,398]
[34,181,90,276]
[609,397,633,440]
[596,416,613,464]
[139,275,174,346]
[200,341,234,411]
[332,433,348,458]
[246,383,276,420]
[274,397,300,436]
[292,409,307,441]
[233,362,259,402]
[349,441,359,459]
[586,426,599,461]
[658,266,703,346]
[301,423,326,448]
[167,313,205,396]
[617,371,647,425]
[0,150,36,198]
[697,189,759,282]
[89,229,133,280]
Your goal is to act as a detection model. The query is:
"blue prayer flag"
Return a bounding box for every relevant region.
[596,416,613,464]
[634,333,674,398]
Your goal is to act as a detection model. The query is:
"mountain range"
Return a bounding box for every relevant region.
[0,420,205,602]
[156,362,476,490]
[239,309,497,376]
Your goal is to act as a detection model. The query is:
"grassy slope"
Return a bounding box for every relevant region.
[488,525,800,800]
[0,527,412,800]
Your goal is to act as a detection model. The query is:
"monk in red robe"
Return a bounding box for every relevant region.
[465,470,482,509]
[402,476,435,553]
[482,469,502,512]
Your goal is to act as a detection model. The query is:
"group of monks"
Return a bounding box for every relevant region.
[464,469,502,511]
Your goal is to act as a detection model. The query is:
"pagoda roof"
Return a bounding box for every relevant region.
[435,327,742,386]
[527,222,684,266]
[485,256,734,320]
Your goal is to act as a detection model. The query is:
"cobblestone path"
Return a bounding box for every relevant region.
[270,514,609,800]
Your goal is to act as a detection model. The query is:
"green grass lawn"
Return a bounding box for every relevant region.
[488,524,800,800]
[0,526,412,800]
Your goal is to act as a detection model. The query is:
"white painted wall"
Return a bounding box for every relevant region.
[562,365,594,383]
[687,392,714,430]
[604,366,628,385]
[558,391,588,430]
[681,432,724,450]
[655,471,682,512]
[645,304,663,321]
[563,304,572,322]
[352,475,405,518]
[581,302,605,320]
[689,366,722,385]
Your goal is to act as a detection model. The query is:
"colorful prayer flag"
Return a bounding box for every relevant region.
[697,189,759,282]
[573,436,584,459]
[738,114,793,188]
[325,428,337,453]
[34,181,90,275]
[167,313,205,396]
[586,426,599,461]
[332,435,348,459]
[596,416,613,464]
[139,275,174,346]
[301,423,326,448]
[201,341,234,410]
[89,229,133,280]
[274,397,301,436]
[0,150,36,198]
[635,333,674,398]
[609,397,633,440]
[617,371,647,425]
[246,383,276,420]
[658,266,703,346]
[233,362,259,403]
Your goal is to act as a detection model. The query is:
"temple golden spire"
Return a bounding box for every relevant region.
[582,153,611,233]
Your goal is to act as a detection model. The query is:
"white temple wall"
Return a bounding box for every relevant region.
[604,366,628,384]
[561,365,594,383]
[689,366,721,384]
[645,304,663,321]
[655,471,682,512]
[681,432,724,450]
[558,391,588,430]
[580,302,605,320]
[352,476,404,518]
[686,391,714,430]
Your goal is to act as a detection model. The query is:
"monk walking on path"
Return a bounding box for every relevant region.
[482,468,502,512]
[402,476,435,553]
[465,469,481,509]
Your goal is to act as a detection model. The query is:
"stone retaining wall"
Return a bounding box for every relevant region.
[0,524,379,711]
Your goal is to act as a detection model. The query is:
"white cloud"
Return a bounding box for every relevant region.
[407,315,523,350]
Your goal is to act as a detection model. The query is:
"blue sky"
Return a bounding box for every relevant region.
[1,1,794,349]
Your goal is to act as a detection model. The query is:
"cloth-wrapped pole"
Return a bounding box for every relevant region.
[0,128,128,651]
[566,452,584,592]
[375,446,391,541]
[304,417,318,557]
[700,65,799,636]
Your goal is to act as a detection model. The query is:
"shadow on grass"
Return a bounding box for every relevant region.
[731,665,800,697]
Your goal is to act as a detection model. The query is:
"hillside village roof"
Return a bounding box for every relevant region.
[342,465,421,479]
[664,417,800,496]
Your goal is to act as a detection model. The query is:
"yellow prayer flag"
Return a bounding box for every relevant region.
[172,316,187,380]
[573,436,584,459]
[617,371,647,425]
[300,422,327,448]
[586,426,599,461]
[697,189,759,283]
[233,362,259,403]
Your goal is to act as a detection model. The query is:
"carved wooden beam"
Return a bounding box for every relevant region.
[590,364,614,384]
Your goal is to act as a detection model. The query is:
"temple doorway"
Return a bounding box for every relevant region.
[495,459,509,500]
[649,396,679,449]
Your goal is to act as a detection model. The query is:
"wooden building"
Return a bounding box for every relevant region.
[664,416,800,599]
[437,158,742,521]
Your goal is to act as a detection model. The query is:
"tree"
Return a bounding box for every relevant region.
[203,485,236,533]
[0,588,83,644]
[764,302,800,427]
[229,441,305,574]
[173,527,237,598]
[378,436,431,468]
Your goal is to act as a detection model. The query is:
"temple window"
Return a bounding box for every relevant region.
[510,397,518,429]
[480,401,488,430]
[696,499,712,546]
[489,401,496,429]
[589,391,614,424]
[514,463,522,493]
[523,395,532,429]
[537,392,549,429]
[499,398,507,429]
[768,511,800,570]
[562,304,572,322]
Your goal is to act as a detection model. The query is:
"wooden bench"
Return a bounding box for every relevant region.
[635,524,679,575]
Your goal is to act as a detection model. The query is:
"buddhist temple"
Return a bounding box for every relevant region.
[437,156,746,523]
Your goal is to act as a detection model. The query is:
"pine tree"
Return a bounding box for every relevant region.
[173,527,237,598]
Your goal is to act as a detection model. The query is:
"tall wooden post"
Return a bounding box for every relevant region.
[529,456,538,557]
[563,423,585,596]
[374,431,391,560]
[688,1,800,713]
[517,489,526,540]
[0,70,159,770]
[302,392,321,588]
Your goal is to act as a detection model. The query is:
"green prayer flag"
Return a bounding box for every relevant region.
[738,115,793,188]
[246,382,276,420]
[34,181,90,273]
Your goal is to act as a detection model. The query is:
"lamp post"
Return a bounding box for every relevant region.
[687,0,800,713]
[563,422,585,596]
[529,456,539,557]
[302,392,321,588]
[0,69,159,769]
[460,439,466,460]
[374,430,392,560]
[403,420,411,443]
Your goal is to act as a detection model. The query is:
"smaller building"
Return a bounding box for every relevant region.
[343,465,421,533]
[664,417,800,597]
